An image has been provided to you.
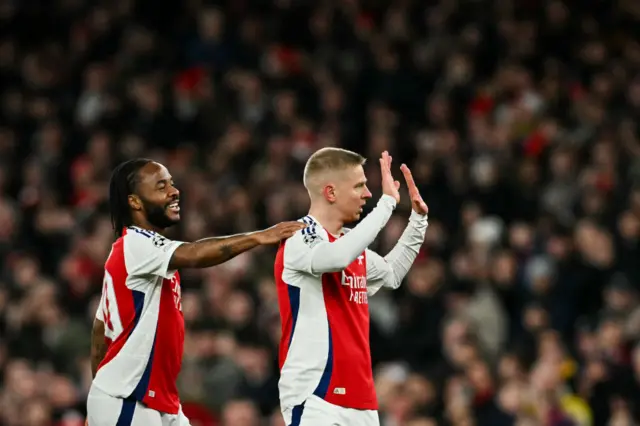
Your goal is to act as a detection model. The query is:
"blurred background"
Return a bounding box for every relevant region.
[1,0,640,425]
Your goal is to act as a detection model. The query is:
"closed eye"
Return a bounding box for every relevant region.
[157,179,176,190]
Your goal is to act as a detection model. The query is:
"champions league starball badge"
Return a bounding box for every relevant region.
[303,233,320,246]
[153,234,168,248]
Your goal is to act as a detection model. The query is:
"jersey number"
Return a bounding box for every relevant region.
[170,276,182,311]
[102,271,116,338]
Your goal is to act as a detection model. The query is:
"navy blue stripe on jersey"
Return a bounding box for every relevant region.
[128,227,155,239]
[313,323,334,399]
[126,290,155,401]
[126,290,145,340]
[131,331,156,401]
[301,216,317,237]
[301,217,312,235]
[302,215,316,225]
[115,398,136,426]
[287,285,301,349]
[289,402,305,426]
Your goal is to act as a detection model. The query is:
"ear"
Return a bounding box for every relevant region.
[128,194,142,211]
[322,183,337,203]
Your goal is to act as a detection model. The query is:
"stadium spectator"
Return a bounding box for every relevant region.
[1,0,640,425]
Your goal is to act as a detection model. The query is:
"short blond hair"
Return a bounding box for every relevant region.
[303,147,366,190]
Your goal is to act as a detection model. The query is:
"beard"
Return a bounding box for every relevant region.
[141,198,179,230]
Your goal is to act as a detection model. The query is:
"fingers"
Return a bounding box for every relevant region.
[384,151,393,169]
[276,222,307,239]
[394,180,400,190]
[380,151,394,178]
[382,151,389,165]
[379,159,390,185]
[400,163,418,192]
[277,222,306,232]
[400,163,415,184]
[286,222,307,232]
[383,151,392,166]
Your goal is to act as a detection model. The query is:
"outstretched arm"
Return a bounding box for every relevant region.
[168,222,305,269]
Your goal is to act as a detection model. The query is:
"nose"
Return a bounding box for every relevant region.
[169,185,180,198]
[363,186,372,199]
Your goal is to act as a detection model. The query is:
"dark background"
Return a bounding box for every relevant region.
[0,0,639,425]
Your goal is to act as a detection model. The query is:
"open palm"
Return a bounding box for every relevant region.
[400,164,428,215]
[380,151,400,203]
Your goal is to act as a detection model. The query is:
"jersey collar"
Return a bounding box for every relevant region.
[305,214,345,238]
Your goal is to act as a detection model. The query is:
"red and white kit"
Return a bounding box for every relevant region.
[275,195,428,426]
[87,226,190,426]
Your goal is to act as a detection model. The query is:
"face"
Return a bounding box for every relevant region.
[326,165,372,223]
[132,162,180,230]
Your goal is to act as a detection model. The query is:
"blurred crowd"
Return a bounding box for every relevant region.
[1,0,640,425]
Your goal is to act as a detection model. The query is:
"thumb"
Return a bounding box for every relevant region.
[394,180,400,190]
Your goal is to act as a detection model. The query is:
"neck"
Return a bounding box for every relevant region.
[308,204,344,236]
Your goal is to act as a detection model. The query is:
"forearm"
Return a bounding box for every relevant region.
[170,233,261,269]
[90,319,107,378]
[310,195,396,273]
[382,210,428,288]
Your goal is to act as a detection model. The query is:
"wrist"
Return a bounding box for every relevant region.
[250,231,267,245]
[379,194,397,210]
[410,209,428,221]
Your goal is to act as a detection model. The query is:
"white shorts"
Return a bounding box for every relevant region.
[282,395,380,426]
[86,385,191,426]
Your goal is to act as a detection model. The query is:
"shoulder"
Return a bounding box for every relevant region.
[123,227,175,252]
[299,216,326,246]
[288,216,325,248]
[123,226,155,244]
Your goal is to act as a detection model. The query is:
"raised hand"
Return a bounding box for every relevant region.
[255,222,307,244]
[380,151,401,203]
[400,164,428,215]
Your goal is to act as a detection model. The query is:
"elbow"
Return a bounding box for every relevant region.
[334,258,352,271]
[310,253,352,273]
[186,252,204,268]
[170,243,200,269]
[385,276,402,290]
[92,320,105,344]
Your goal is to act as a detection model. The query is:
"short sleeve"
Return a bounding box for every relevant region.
[123,230,185,278]
[283,225,327,276]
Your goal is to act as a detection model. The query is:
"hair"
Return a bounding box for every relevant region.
[108,158,154,237]
[303,147,366,190]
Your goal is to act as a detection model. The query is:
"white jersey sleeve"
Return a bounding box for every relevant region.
[365,250,394,296]
[95,291,105,321]
[367,210,429,296]
[283,195,397,276]
[283,222,328,277]
[123,229,185,279]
